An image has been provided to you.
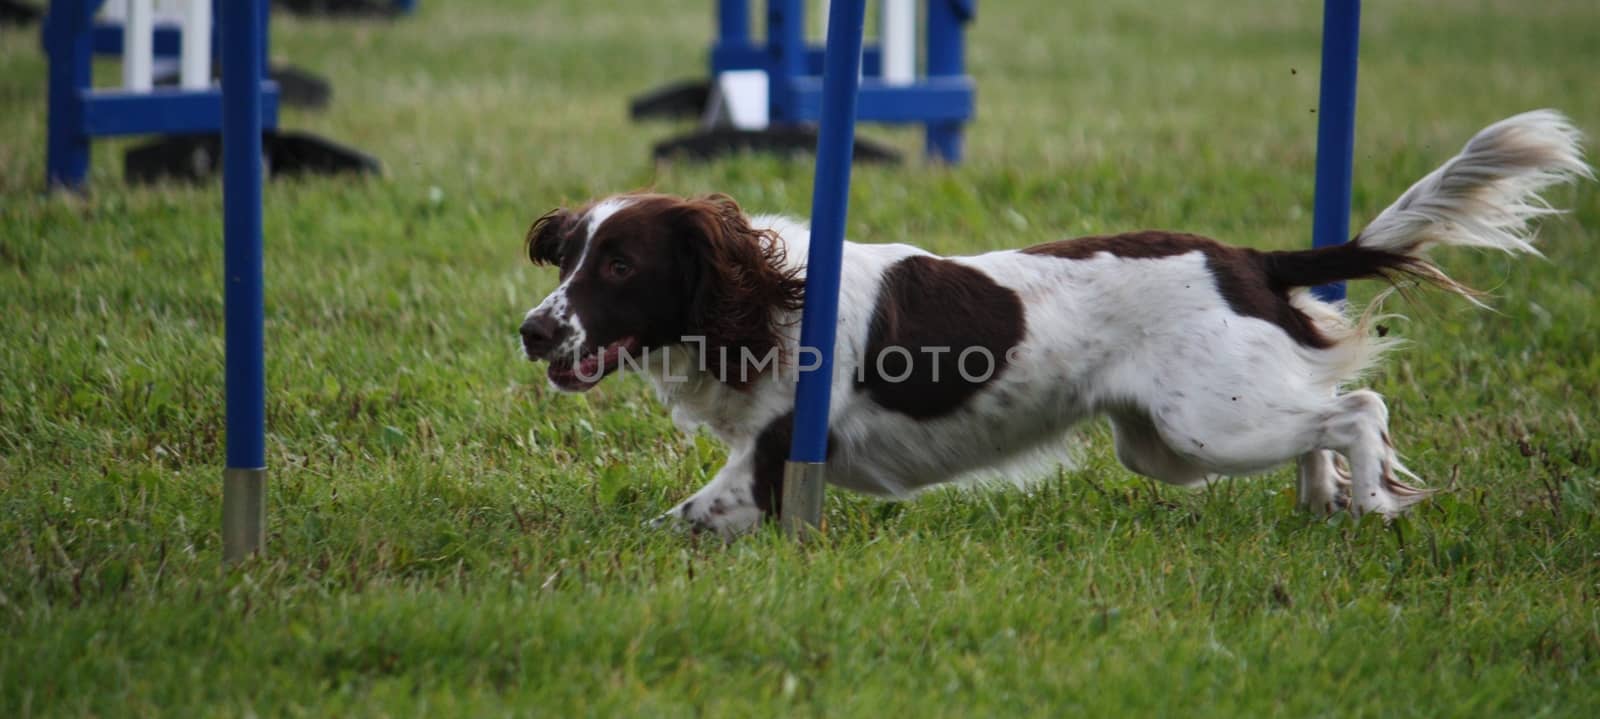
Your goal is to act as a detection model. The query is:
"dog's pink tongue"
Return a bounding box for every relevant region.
[601,341,632,365]
[574,339,635,379]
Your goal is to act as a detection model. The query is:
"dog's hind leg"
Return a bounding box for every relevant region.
[1296,449,1350,515]
[1143,385,1428,518]
[1314,390,1431,518]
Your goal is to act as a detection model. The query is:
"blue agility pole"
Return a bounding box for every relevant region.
[781,0,868,538]
[1311,0,1360,302]
[220,0,268,563]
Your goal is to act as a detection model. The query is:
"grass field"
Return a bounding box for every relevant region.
[4,0,1600,715]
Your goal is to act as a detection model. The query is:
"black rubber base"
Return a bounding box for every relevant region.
[0,0,41,26]
[629,79,711,121]
[124,130,382,184]
[653,126,902,164]
[274,0,403,18]
[268,65,333,110]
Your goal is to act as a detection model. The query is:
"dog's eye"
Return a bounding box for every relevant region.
[607,258,633,280]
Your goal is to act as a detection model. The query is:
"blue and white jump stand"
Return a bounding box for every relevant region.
[44,0,279,189]
[643,0,975,164]
[84,1,332,111]
[44,0,378,187]
[777,0,1365,535]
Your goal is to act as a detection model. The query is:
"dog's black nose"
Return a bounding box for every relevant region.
[520,315,561,358]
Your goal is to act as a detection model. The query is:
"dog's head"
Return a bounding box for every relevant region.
[519,193,805,391]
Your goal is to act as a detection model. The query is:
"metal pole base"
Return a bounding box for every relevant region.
[222,467,267,563]
[780,461,827,539]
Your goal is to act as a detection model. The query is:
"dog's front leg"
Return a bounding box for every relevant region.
[653,445,765,538]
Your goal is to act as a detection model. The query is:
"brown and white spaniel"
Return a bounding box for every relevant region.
[519,111,1588,536]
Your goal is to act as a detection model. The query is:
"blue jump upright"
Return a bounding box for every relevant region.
[1311,0,1361,302]
[780,0,868,537]
[219,0,268,563]
[923,0,969,161]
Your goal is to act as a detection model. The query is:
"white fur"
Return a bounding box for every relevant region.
[1360,111,1590,257]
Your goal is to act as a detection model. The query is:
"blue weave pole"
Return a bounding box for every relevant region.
[221,0,268,563]
[1311,0,1360,302]
[781,0,867,538]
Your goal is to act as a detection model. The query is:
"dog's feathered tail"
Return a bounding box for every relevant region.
[1261,109,1591,300]
[1265,111,1589,387]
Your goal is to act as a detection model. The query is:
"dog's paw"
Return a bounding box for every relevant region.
[646,510,689,532]
[651,494,762,538]
[1300,492,1351,518]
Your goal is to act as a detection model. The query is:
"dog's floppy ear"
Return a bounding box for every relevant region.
[674,194,806,386]
[525,208,571,266]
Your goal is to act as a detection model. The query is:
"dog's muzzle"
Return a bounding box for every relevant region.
[520,314,565,360]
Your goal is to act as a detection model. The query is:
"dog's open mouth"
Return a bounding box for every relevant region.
[546,337,641,391]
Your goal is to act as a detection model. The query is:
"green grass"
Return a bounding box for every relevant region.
[3,0,1600,715]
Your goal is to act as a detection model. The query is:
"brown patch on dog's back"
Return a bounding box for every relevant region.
[1022,231,1223,263]
[857,256,1027,419]
[1023,232,1334,349]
